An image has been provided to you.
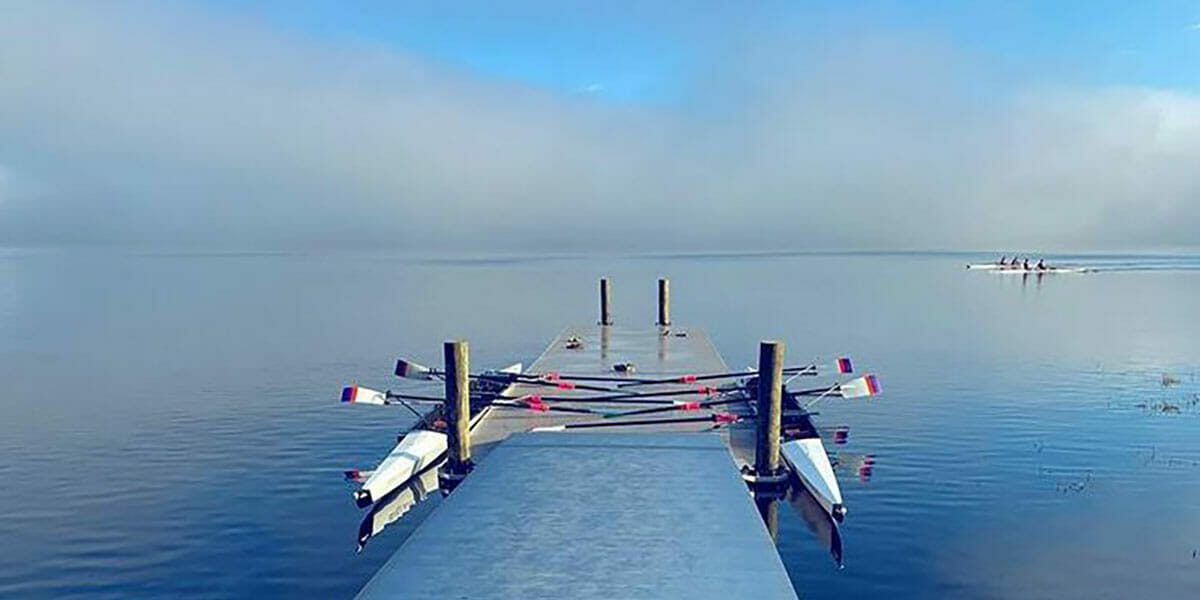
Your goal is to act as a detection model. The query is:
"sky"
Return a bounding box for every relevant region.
[1,0,1199,252]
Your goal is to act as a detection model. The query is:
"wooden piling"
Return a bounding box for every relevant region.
[443,340,471,478]
[754,340,784,478]
[599,278,613,326]
[657,278,670,326]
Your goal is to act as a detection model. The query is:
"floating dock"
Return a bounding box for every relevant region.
[350,281,812,598]
[354,432,797,599]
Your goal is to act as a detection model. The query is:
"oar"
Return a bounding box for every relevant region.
[792,374,882,409]
[496,393,679,406]
[516,372,666,385]
[601,396,749,419]
[340,386,428,419]
[522,357,853,391]
[515,378,618,393]
[342,386,438,405]
[395,358,628,392]
[344,383,734,409]
[785,357,854,385]
[499,385,728,403]
[385,390,680,407]
[491,399,610,415]
[613,364,824,389]
[789,374,880,397]
[531,412,742,431]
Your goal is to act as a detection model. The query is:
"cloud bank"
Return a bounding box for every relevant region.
[1,2,1198,251]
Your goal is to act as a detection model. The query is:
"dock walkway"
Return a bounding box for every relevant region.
[354,433,797,599]
[354,325,797,599]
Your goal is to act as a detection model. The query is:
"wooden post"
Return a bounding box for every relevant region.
[443,340,471,478]
[656,278,670,326]
[754,340,784,478]
[599,278,613,326]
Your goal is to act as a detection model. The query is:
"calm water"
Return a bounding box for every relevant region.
[2,249,1199,599]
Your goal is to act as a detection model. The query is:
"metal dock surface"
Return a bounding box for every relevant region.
[471,326,732,452]
[354,432,798,599]
[355,325,797,598]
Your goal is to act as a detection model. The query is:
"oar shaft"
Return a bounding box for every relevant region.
[788,384,839,396]
[500,394,678,405]
[516,378,616,392]
[560,414,722,430]
[501,386,723,403]
[603,397,745,419]
[615,364,818,388]
[517,373,663,384]
[491,400,606,415]
[386,392,446,403]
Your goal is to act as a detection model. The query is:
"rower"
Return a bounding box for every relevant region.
[1022,258,1030,270]
[1036,259,1047,271]
[999,255,1008,266]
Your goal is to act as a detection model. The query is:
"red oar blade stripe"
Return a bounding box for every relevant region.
[865,374,881,395]
[836,357,854,374]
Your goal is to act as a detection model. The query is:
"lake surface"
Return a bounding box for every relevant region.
[1,249,1198,599]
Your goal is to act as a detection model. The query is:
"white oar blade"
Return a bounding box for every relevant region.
[394,358,434,380]
[341,385,388,405]
[838,374,881,399]
[499,362,523,375]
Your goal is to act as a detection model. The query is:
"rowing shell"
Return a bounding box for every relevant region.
[966,263,1090,274]
[353,363,522,507]
[782,437,846,522]
[989,267,1089,274]
[355,429,447,507]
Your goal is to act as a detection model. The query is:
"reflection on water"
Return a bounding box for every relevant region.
[356,467,440,552]
[831,451,877,483]
[3,250,1200,599]
[785,481,844,567]
[752,481,846,568]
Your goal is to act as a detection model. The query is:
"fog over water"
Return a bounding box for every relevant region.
[3,1,1200,252]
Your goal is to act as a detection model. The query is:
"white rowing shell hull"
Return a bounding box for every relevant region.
[358,429,446,506]
[989,268,1088,274]
[964,261,1089,273]
[782,438,844,518]
[968,263,1088,274]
